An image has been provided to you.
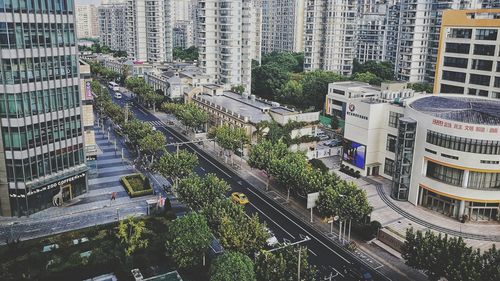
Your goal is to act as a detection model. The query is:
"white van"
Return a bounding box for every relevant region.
[114,92,122,99]
[108,81,119,89]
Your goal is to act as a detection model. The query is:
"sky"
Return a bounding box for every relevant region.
[76,0,101,5]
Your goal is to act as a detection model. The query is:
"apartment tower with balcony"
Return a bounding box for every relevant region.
[303,0,357,76]
[98,3,128,51]
[197,0,261,92]
[75,4,99,39]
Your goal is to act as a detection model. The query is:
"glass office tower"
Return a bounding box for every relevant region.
[0,0,88,216]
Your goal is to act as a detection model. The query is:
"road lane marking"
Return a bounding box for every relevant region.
[200,167,205,172]
[245,187,351,264]
[159,126,232,178]
[249,202,295,239]
[308,248,318,256]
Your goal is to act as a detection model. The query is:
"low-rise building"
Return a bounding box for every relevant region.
[325,81,411,118]
[335,85,500,222]
[186,85,320,150]
[144,64,212,101]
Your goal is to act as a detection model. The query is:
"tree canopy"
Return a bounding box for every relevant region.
[210,252,256,281]
[173,46,199,61]
[165,213,213,269]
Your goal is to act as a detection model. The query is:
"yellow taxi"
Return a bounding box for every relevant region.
[231,192,249,205]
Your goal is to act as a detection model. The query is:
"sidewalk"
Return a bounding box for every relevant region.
[153,111,427,281]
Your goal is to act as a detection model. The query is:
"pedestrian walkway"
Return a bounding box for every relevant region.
[29,123,136,219]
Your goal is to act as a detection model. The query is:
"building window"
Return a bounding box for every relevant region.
[471,59,493,71]
[468,171,500,190]
[448,28,472,39]
[388,111,403,128]
[473,44,496,56]
[495,77,500,88]
[426,161,464,187]
[475,29,498,41]
[440,84,464,94]
[441,153,459,160]
[481,160,500,164]
[386,134,397,153]
[470,74,491,86]
[425,148,437,154]
[384,158,394,177]
[426,130,500,155]
[443,57,468,68]
[442,70,466,83]
[445,43,470,54]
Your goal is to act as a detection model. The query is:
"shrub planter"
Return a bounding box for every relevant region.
[120,173,153,197]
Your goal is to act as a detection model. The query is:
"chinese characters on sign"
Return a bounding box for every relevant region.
[432,119,498,134]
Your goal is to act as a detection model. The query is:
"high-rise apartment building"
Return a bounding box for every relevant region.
[356,1,390,63]
[0,0,88,216]
[392,0,493,83]
[197,0,261,91]
[126,0,173,63]
[98,3,128,51]
[303,0,357,76]
[173,21,195,49]
[261,0,305,54]
[76,4,99,39]
[434,9,500,99]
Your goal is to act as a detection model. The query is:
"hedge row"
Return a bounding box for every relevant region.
[120,173,153,197]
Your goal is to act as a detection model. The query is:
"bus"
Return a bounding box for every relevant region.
[108,81,119,89]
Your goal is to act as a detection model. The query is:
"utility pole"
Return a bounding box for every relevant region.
[297,246,301,281]
[124,102,129,123]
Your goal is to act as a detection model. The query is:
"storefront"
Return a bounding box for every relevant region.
[9,172,87,216]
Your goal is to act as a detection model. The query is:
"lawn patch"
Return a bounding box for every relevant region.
[120,173,153,197]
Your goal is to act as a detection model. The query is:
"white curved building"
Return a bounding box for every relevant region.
[334,83,500,222]
[406,95,500,221]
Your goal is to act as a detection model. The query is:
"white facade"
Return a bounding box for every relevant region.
[76,4,99,39]
[98,3,128,51]
[303,0,357,76]
[173,21,195,49]
[197,0,261,92]
[337,88,500,222]
[261,0,305,54]
[126,0,173,63]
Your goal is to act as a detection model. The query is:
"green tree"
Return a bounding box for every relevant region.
[480,244,500,281]
[116,217,149,257]
[210,252,256,281]
[177,174,230,210]
[300,70,345,111]
[218,213,269,256]
[401,228,491,281]
[277,80,304,107]
[352,71,383,85]
[408,82,433,93]
[209,124,250,164]
[316,181,372,222]
[231,84,246,94]
[308,159,329,173]
[123,120,155,154]
[155,150,198,189]
[138,130,166,163]
[166,213,212,269]
[201,198,245,230]
[163,103,209,132]
[270,151,309,198]
[252,64,290,100]
[255,246,318,281]
[352,59,394,81]
[173,46,199,61]
[248,139,288,188]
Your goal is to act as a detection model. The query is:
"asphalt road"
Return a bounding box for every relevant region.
[110,87,390,281]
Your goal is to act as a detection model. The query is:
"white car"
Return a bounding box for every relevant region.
[114,92,122,99]
[265,227,279,247]
[113,86,120,92]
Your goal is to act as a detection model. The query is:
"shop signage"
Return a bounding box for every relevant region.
[9,173,86,198]
[346,103,368,120]
[432,119,498,134]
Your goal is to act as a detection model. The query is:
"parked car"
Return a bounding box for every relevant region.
[231,192,249,205]
[325,139,339,147]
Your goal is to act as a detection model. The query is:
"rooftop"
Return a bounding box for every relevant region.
[410,96,500,126]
